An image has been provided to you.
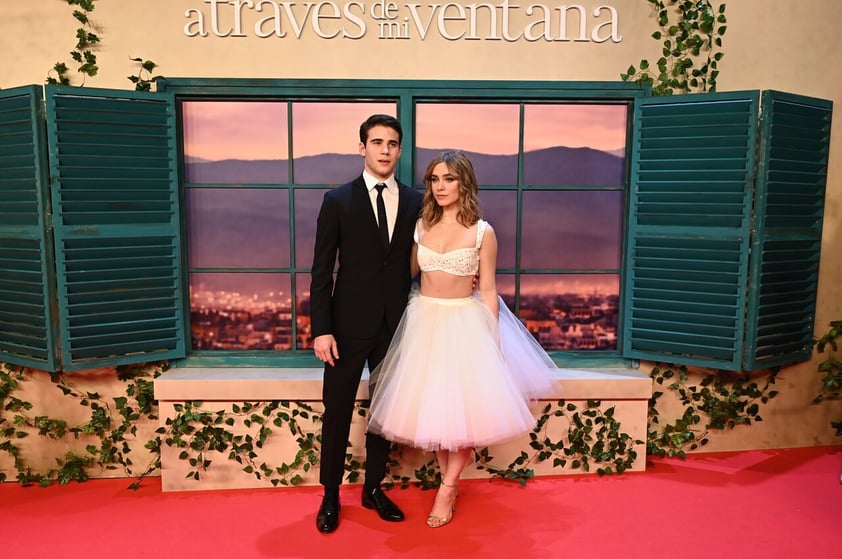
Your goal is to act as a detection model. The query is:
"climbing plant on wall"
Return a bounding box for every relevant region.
[0,362,164,486]
[621,0,727,94]
[813,321,842,435]
[0,364,641,488]
[47,0,99,86]
[647,364,780,458]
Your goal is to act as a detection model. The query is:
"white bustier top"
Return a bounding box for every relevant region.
[415,219,488,277]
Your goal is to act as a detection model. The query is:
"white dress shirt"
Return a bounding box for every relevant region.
[363,171,398,241]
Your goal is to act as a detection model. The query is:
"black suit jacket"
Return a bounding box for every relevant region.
[310,175,424,340]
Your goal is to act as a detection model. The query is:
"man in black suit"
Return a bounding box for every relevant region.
[310,114,424,534]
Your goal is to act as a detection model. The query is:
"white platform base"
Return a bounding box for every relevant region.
[154,367,652,491]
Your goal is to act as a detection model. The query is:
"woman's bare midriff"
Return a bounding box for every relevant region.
[419,271,474,298]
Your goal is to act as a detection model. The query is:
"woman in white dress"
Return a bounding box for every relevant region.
[367,151,557,528]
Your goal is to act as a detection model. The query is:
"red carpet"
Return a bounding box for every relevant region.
[2,446,840,559]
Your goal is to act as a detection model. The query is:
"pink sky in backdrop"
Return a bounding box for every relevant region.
[182,101,396,161]
[182,101,627,160]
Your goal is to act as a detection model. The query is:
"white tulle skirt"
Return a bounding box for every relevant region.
[367,290,558,451]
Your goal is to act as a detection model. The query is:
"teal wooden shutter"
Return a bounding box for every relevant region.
[743,91,833,370]
[624,90,832,371]
[0,86,59,371]
[45,85,185,371]
[623,91,759,370]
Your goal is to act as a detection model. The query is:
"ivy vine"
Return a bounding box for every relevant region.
[42,1,161,92]
[128,57,162,92]
[483,399,639,482]
[621,0,727,95]
[0,361,164,488]
[0,355,799,489]
[2,361,644,489]
[0,364,97,486]
[647,364,779,458]
[813,320,842,436]
[47,0,100,86]
[384,399,641,489]
[161,399,321,487]
[0,364,31,484]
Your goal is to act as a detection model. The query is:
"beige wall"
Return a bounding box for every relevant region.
[2,0,842,469]
[7,0,657,85]
[5,2,840,89]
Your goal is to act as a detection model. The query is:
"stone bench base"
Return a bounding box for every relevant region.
[154,367,652,491]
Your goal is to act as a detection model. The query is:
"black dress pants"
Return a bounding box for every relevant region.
[319,322,392,491]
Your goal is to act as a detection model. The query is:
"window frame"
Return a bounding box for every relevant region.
[164,79,645,368]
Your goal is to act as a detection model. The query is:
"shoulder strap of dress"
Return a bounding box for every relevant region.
[475,220,488,248]
[413,218,423,243]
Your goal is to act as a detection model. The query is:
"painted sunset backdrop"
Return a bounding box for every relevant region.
[183,101,627,351]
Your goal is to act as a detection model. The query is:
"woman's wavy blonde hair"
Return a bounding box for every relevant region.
[421,151,482,228]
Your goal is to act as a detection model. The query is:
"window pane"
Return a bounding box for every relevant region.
[521,190,622,270]
[519,274,619,350]
[182,101,289,184]
[523,104,627,186]
[187,189,290,268]
[179,95,633,359]
[415,104,519,185]
[190,272,292,350]
[292,102,396,185]
[479,190,517,269]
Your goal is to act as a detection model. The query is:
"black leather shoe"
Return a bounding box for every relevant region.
[316,494,341,534]
[361,487,405,522]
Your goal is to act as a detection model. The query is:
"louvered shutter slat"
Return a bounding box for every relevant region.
[744,92,833,369]
[46,86,185,371]
[0,86,57,370]
[623,92,759,370]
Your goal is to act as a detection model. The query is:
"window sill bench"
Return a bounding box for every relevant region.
[154,367,652,491]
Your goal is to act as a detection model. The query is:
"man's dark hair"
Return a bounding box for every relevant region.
[360,114,402,144]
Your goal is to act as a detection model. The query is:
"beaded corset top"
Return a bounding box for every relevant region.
[415,219,488,277]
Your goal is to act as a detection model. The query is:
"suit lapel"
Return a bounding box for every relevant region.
[353,177,386,251]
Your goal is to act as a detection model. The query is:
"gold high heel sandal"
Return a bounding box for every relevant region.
[426,480,458,528]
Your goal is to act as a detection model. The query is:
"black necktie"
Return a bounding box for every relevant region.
[375,183,390,249]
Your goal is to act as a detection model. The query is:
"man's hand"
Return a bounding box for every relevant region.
[313,334,339,367]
